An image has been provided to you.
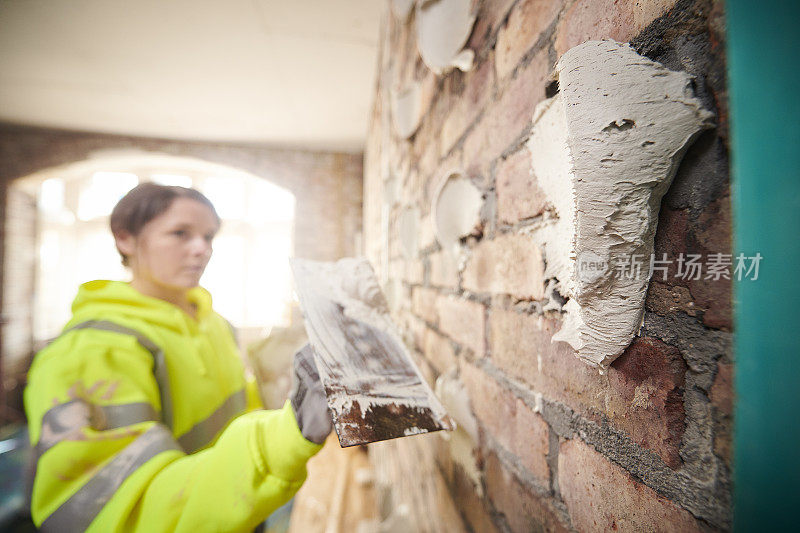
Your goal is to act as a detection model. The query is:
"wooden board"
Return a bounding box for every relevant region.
[291,258,453,447]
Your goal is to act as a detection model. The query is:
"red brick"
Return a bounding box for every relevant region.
[711,362,733,465]
[466,0,517,52]
[462,233,546,299]
[645,281,699,317]
[605,338,686,469]
[416,123,442,182]
[421,326,458,375]
[416,350,437,389]
[463,49,550,180]
[412,286,440,325]
[489,309,547,385]
[436,296,485,356]
[462,362,550,483]
[710,362,733,418]
[695,196,731,255]
[448,461,500,533]
[403,258,424,285]
[441,57,495,156]
[429,249,460,289]
[554,0,678,58]
[391,256,424,286]
[407,314,427,353]
[688,276,731,331]
[490,310,686,468]
[558,439,702,532]
[690,195,732,330]
[496,0,564,80]
[496,145,548,224]
[485,451,568,533]
[654,207,689,275]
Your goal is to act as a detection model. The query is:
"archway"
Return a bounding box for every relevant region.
[2,152,297,421]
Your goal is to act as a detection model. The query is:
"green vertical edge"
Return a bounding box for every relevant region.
[728,1,800,530]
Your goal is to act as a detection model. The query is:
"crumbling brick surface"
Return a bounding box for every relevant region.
[365,0,731,530]
[558,438,702,532]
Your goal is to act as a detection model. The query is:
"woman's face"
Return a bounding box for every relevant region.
[116,197,220,293]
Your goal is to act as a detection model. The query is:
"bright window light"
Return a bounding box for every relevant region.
[248,178,295,224]
[31,163,296,341]
[39,178,64,213]
[78,172,139,221]
[203,233,246,324]
[201,176,245,219]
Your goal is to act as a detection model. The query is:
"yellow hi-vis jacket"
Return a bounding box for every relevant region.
[24,280,323,532]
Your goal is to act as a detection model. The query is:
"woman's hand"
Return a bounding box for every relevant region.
[289,344,333,444]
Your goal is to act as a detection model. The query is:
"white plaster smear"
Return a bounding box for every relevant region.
[291,258,453,436]
[391,82,424,139]
[435,370,483,494]
[432,170,483,254]
[527,40,714,370]
[398,205,420,260]
[416,0,475,75]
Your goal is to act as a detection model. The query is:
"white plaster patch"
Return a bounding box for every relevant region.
[398,205,420,260]
[291,258,454,446]
[416,0,475,75]
[434,370,482,494]
[391,82,424,139]
[432,170,483,253]
[434,371,478,441]
[526,41,714,370]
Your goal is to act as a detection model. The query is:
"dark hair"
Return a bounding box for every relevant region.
[110,182,220,266]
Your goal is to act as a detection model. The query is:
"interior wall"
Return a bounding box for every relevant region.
[364,0,731,531]
[0,123,364,262]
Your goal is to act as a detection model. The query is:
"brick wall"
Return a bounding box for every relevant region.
[364,0,730,530]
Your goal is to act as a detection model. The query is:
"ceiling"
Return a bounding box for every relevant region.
[0,0,382,153]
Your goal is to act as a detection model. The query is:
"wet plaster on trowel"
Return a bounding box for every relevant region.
[292,258,453,445]
[527,40,714,370]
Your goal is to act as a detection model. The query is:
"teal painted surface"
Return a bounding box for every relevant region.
[728,0,800,529]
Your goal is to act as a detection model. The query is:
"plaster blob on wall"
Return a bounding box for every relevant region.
[416,0,475,75]
[391,82,424,139]
[527,40,714,370]
[432,170,483,254]
[398,205,420,260]
[435,370,482,495]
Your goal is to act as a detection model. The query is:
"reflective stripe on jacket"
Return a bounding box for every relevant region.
[24,280,322,532]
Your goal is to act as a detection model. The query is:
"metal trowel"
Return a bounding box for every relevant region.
[291,257,454,447]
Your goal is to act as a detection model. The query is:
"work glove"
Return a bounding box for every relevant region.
[289,344,333,444]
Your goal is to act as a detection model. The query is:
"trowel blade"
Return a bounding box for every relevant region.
[291,257,453,447]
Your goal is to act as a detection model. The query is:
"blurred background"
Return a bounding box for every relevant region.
[0,2,378,531]
[0,0,377,417]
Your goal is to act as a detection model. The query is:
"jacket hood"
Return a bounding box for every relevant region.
[68,280,214,335]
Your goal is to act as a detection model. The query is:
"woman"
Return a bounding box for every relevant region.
[24,182,331,532]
